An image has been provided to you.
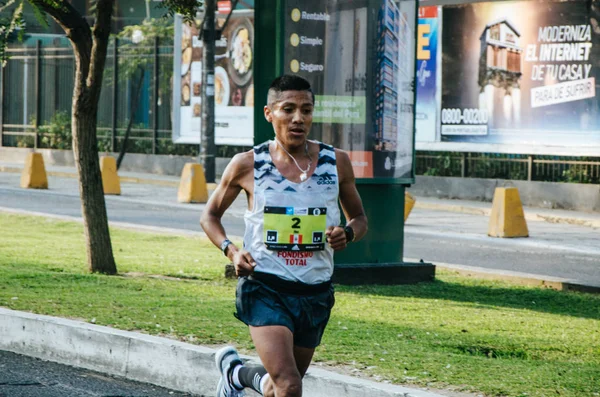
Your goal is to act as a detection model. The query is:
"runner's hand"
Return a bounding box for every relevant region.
[233,250,257,277]
[326,226,347,251]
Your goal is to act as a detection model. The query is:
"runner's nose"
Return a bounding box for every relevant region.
[292,108,304,124]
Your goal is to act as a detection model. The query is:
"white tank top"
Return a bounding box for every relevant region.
[243,140,341,284]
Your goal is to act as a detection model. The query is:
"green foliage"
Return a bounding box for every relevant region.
[97,137,111,153]
[0,1,25,65]
[422,152,459,177]
[158,0,203,23]
[30,1,50,28]
[15,135,34,148]
[112,18,174,83]
[39,111,72,149]
[562,166,591,183]
[114,136,199,156]
[218,145,252,157]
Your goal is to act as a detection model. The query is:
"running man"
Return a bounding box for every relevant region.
[200,74,368,397]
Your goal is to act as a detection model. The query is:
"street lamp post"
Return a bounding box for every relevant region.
[201,0,216,183]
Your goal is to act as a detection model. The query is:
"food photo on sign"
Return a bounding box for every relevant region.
[215,15,254,107]
[172,11,255,146]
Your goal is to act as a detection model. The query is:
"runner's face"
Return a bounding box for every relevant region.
[265,90,314,148]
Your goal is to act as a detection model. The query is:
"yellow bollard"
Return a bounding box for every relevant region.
[20,152,48,189]
[488,187,529,238]
[404,192,416,222]
[100,156,121,195]
[178,163,208,203]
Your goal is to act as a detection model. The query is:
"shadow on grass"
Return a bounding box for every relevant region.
[337,279,600,320]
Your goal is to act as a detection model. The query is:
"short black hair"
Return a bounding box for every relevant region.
[267,74,314,106]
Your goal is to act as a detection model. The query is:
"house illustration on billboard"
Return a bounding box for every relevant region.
[478,19,523,128]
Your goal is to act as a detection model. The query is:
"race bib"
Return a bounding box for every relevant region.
[263,206,327,251]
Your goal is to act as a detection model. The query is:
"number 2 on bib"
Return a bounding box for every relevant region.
[263,206,327,251]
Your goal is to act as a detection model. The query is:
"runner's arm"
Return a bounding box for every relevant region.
[336,149,368,242]
[200,152,250,257]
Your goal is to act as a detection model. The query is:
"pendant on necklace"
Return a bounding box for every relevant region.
[300,172,308,182]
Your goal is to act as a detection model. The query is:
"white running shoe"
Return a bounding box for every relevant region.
[215,346,245,397]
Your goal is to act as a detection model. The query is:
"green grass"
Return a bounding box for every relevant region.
[1,213,599,397]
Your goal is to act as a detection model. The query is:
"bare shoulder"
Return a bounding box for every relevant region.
[334,148,351,164]
[223,150,254,179]
[334,148,355,183]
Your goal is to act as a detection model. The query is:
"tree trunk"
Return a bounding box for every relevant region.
[73,114,117,275]
[64,0,117,275]
[72,61,117,275]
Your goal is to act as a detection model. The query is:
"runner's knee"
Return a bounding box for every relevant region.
[271,370,302,397]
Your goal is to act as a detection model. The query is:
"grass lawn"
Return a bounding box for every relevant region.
[0,213,598,397]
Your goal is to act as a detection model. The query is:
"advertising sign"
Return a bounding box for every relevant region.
[172,12,254,146]
[415,6,439,143]
[416,0,600,156]
[283,0,417,180]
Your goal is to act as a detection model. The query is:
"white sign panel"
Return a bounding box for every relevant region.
[172,12,255,146]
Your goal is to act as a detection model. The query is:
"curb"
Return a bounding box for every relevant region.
[0,308,445,397]
[406,258,600,294]
[414,201,600,229]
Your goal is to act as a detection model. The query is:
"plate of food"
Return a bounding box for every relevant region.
[227,19,253,86]
[214,66,230,106]
[181,82,191,106]
[181,46,193,76]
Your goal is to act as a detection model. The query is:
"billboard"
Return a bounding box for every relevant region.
[172,12,254,146]
[415,0,600,156]
[283,0,417,180]
[415,6,439,143]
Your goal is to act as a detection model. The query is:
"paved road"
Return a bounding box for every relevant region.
[0,351,194,397]
[0,173,247,237]
[1,171,599,285]
[404,208,600,282]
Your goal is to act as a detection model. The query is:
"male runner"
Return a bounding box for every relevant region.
[200,74,368,397]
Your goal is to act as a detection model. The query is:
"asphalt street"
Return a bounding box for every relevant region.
[0,170,599,285]
[0,351,194,397]
[404,209,600,282]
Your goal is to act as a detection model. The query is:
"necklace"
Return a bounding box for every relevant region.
[275,139,312,182]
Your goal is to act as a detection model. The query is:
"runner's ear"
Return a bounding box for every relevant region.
[264,105,273,123]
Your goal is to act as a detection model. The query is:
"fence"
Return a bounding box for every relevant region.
[2,40,599,183]
[415,152,600,184]
[0,37,198,156]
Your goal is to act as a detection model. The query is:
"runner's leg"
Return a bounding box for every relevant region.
[250,325,303,397]
[293,345,315,377]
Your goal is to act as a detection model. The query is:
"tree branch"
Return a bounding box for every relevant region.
[28,0,93,80]
[88,0,114,100]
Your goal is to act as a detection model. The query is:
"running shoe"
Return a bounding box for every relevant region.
[215,346,245,397]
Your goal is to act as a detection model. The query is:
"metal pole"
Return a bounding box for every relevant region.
[527,155,535,181]
[53,39,60,115]
[201,0,216,182]
[35,40,41,149]
[111,38,119,153]
[0,60,4,147]
[152,36,159,155]
[461,152,468,178]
